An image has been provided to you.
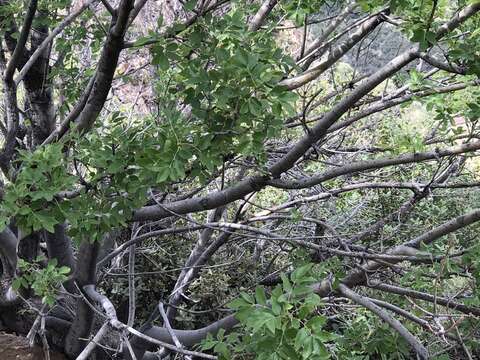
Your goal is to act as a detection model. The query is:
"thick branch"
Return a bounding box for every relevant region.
[248,0,278,31]
[75,322,110,360]
[134,49,421,222]
[0,227,18,278]
[269,141,480,189]
[42,74,96,145]
[406,208,480,248]
[75,0,135,133]
[134,315,237,352]
[45,224,76,292]
[83,286,221,359]
[341,208,480,288]
[65,242,100,358]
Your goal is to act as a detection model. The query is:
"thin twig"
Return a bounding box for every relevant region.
[75,322,110,360]
[159,302,192,360]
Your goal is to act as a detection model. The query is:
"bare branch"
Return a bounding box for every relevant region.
[159,302,192,360]
[42,74,96,145]
[75,322,110,360]
[406,208,480,248]
[419,52,466,75]
[127,241,136,327]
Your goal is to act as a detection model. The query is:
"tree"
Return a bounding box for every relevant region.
[0,0,480,359]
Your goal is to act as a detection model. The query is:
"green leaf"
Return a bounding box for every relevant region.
[306,316,326,333]
[213,342,229,358]
[265,317,277,334]
[48,258,58,268]
[153,47,169,70]
[291,263,313,283]
[239,291,254,304]
[156,168,170,183]
[228,297,250,310]
[12,278,22,291]
[134,36,157,47]
[281,273,292,293]
[58,266,71,275]
[295,328,310,350]
[184,0,196,11]
[255,286,267,306]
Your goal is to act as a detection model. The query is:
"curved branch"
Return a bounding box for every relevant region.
[325,79,480,133]
[368,297,431,328]
[0,227,20,307]
[83,285,222,360]
[75,322,110,360]
[132,5,480,223]
[83,284,118,320]
[135,315,237,352]
[341,207,480,288]
[133,48,421,222]
[129,205,480,358]
[309,205,480,302]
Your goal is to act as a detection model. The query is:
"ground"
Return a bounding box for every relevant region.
[0,332,66,360]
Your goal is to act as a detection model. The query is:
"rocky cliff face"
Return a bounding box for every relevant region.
[310,9,413,75]
[344,22,412,74]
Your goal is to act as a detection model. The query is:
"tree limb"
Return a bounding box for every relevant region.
[248,0,278,31]
[15,0,97,85]
[4,0,38,81]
